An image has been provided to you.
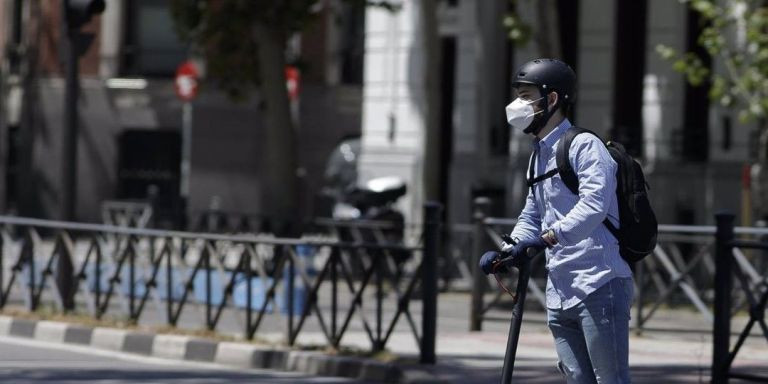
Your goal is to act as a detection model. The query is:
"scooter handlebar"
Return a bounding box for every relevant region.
[493,247,543,273]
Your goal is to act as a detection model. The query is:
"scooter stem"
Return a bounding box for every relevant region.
[500,247,539,384]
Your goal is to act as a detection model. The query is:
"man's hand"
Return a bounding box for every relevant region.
[480,237,546,275]
[479,251,501,275]
[509,236,547,257]
[500,236,547,268]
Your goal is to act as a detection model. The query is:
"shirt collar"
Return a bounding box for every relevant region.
[535,118,572,151]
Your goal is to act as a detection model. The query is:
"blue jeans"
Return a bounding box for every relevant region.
[547,277,634,384]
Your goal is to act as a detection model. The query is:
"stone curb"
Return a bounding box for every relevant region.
[0,315,441,383]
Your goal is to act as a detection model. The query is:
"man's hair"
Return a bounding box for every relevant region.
[559,97,572,116]
[547,90,571,117]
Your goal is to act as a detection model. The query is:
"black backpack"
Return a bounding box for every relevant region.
[527,126,658,263]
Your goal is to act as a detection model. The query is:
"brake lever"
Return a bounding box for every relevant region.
[500,234,516,246]
[492,246,543,274]
[491,247,543,300]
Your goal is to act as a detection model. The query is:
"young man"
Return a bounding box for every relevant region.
[479,58,634,383]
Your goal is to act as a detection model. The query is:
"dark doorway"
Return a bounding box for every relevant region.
[117,130,182,226]
[493,34,514,157]
[682,7,711,162]
[612,0,648,157]
[439,36,457,211]
[557,0,579,121]
[557,0,579,71]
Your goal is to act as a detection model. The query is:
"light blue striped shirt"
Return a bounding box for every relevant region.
[510,118,633,310]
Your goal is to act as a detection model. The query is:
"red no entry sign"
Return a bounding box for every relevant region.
[285,66,300,101]
[175,61,199,101]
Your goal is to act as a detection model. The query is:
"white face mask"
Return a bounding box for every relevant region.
[505,97,544,131]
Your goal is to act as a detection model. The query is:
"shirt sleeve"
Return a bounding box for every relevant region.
[552,134,617,246]
[509,188,542,242]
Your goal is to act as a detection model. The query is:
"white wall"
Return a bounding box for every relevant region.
[360,1,425,224]
[643,0,687,163]
[99,0,125,78]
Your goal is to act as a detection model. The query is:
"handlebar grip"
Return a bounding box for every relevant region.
[494,246,545,273]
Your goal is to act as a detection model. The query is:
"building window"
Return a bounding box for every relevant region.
[340,2,365,85]
[122,0,187,77]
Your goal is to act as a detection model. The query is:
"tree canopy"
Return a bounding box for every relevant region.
[657,0,768,125]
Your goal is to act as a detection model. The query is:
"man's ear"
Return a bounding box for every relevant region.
[549,91,559,109]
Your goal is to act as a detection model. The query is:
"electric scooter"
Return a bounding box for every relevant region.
[490,243,543,384]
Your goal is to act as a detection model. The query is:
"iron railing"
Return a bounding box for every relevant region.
[712,213,768,383]
[0,203,442,363]
[467,198,768,338]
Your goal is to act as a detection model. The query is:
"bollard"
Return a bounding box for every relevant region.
[470,197,492,331]
[128,239,136,320]
[421,202,442,364]
[712,212,735,384]
[54,233,76,311]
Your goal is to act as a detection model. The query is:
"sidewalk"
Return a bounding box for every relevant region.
[1,290,766,383]
[392,293,768,383]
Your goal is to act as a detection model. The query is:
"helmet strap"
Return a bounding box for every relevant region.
[523,90,558,135]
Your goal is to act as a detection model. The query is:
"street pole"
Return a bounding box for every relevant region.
[62,4,79,222]
[57,9,79,310]
[420,201,442,364]
[180,101,192,199]
[174,60,198,229]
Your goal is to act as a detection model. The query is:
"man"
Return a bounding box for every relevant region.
[479,58,634,383]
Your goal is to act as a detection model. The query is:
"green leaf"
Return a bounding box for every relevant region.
[738,109,752,123]
[503,12,531,45]
[673,59,688,73]
[709,75,728,101]
[690,0,719,19]
[656,44,677,60]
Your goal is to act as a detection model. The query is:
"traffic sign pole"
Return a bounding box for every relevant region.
[174,61,199,201]
[181,101,192,199]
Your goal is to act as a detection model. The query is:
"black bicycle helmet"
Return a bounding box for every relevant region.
[512,58,576,104]
[512,58,576,134]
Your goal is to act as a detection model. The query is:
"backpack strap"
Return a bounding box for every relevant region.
[555,126,621,241]
[527,146,559,198]
[527,147,538,198]
[603,217,620,240]
[556,126,594,195]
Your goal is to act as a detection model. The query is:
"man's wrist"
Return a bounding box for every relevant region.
[541,229,558,247]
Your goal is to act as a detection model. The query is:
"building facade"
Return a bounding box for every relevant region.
[0,0,365,226]
[360,0,754,228]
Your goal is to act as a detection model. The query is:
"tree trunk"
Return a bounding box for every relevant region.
[421,0,442,203]
[253,23,299,235]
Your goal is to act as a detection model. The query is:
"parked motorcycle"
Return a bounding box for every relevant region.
[319,137,408,263]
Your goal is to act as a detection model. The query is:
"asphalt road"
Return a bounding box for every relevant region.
[0,336,363,384]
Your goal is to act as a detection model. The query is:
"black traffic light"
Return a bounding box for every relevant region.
[64,0,105,29]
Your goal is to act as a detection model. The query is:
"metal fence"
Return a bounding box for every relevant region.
[0,203,443,363]
[465,198,768,338]
[101,200,153,228]
[712,213,768,383]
